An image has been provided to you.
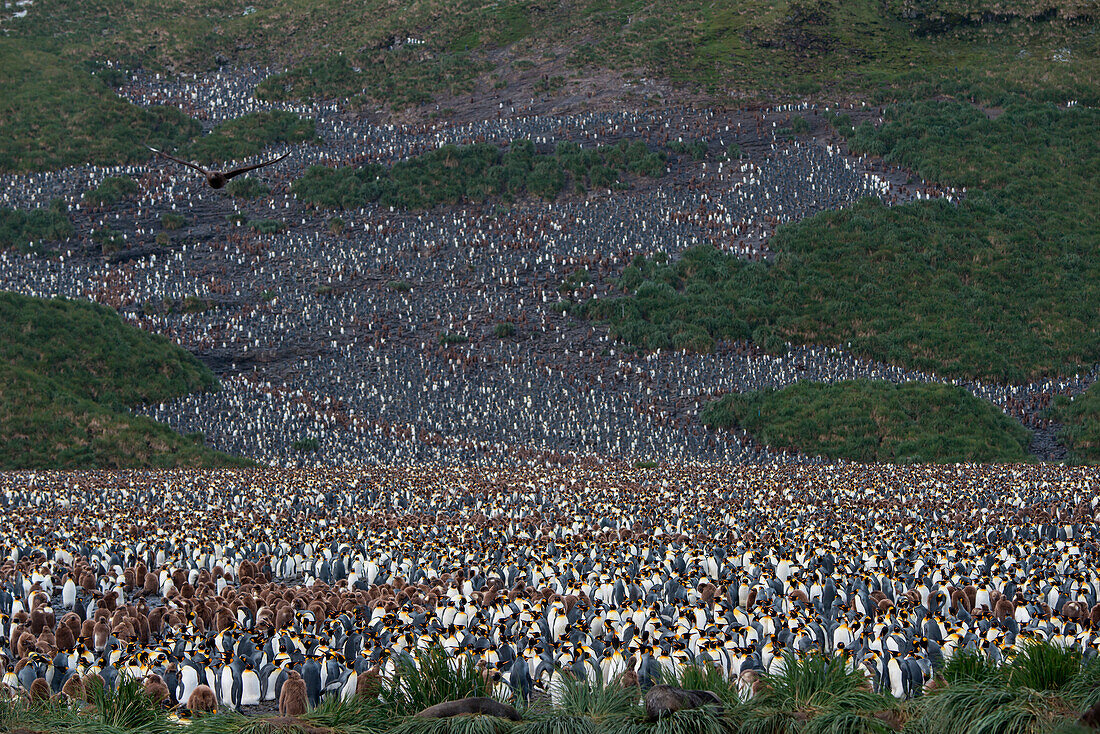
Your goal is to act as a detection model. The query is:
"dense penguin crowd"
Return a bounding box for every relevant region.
[0,68,1091,465]
[0,464,1099,711]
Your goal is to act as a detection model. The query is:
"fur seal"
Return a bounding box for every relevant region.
[644,684,724,721]
[415,697,522,721]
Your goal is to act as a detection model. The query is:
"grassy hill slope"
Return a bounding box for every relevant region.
[0,292,250,469]
[0,1,1094,172]
[577,100,1098,382]
[703,380,1032,464]
[1049,384,1100,464]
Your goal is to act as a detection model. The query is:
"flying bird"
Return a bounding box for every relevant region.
[147,147,290,189]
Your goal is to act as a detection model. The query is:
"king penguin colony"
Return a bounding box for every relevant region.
[0,463,1098,711]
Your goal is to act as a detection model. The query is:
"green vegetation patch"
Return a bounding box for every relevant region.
[92,227,127,253]
[0,292,247,469]
[0,39,199,173]
[83,175,138,206]
[182,110,317,166]
[0,200,73,252]
[702,380,1031,464]
[258,48,489,112]
[0,364,249,469]
[292,437,320,452]
[578,101,1098,382]
[160,212,186,230]
[0,291,215,407]
[247,218,285,234]
[294,139,666,210]
[226,176,271,199]
[909,642,1096,734]
[1049,383,1100,464]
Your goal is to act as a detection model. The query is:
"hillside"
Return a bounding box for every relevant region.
[702,380,1033,464]
[576,100,1098,383]
[0,0,1095,172]
[0,292,250,469]
[1049,383,1100,464]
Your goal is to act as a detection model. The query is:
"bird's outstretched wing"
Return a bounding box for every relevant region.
[148,147,209,175]
[223,151,291,181]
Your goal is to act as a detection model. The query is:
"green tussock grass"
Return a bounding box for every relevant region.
[513,715,599,734]
[546,675,639,719]
[0,358,250,470]
[0,38,199,173]
[227,177,272,199]
[604,707,732,734]
[577,100,1099,383]
[181,110,317,166]
[941,649,1005,686]
[908,641,1100,734]
[292,139,666,211]
[388,715,516,734]
[380,647,497,716]
[0,199,74,253]
[83,176,139,206]
[0,291,215,405]
[702,380,1032,464]
[0,291,251,469]
[734,654,898,734]
[1048,383,1100,464]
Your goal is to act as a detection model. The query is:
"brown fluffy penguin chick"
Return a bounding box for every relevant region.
[29,677,51,702]
[144,673,170,704]
[55,622,76,653]
[279,670,307,716]
[61,612,82,640]
[79,619,96,646]
[994,597,1014,622]
[187,684,217,713]
[617,670,640,688]
[82,672,105,701]
[356,669,382,699]
[143,573,159,596]
[62,673,85,702]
